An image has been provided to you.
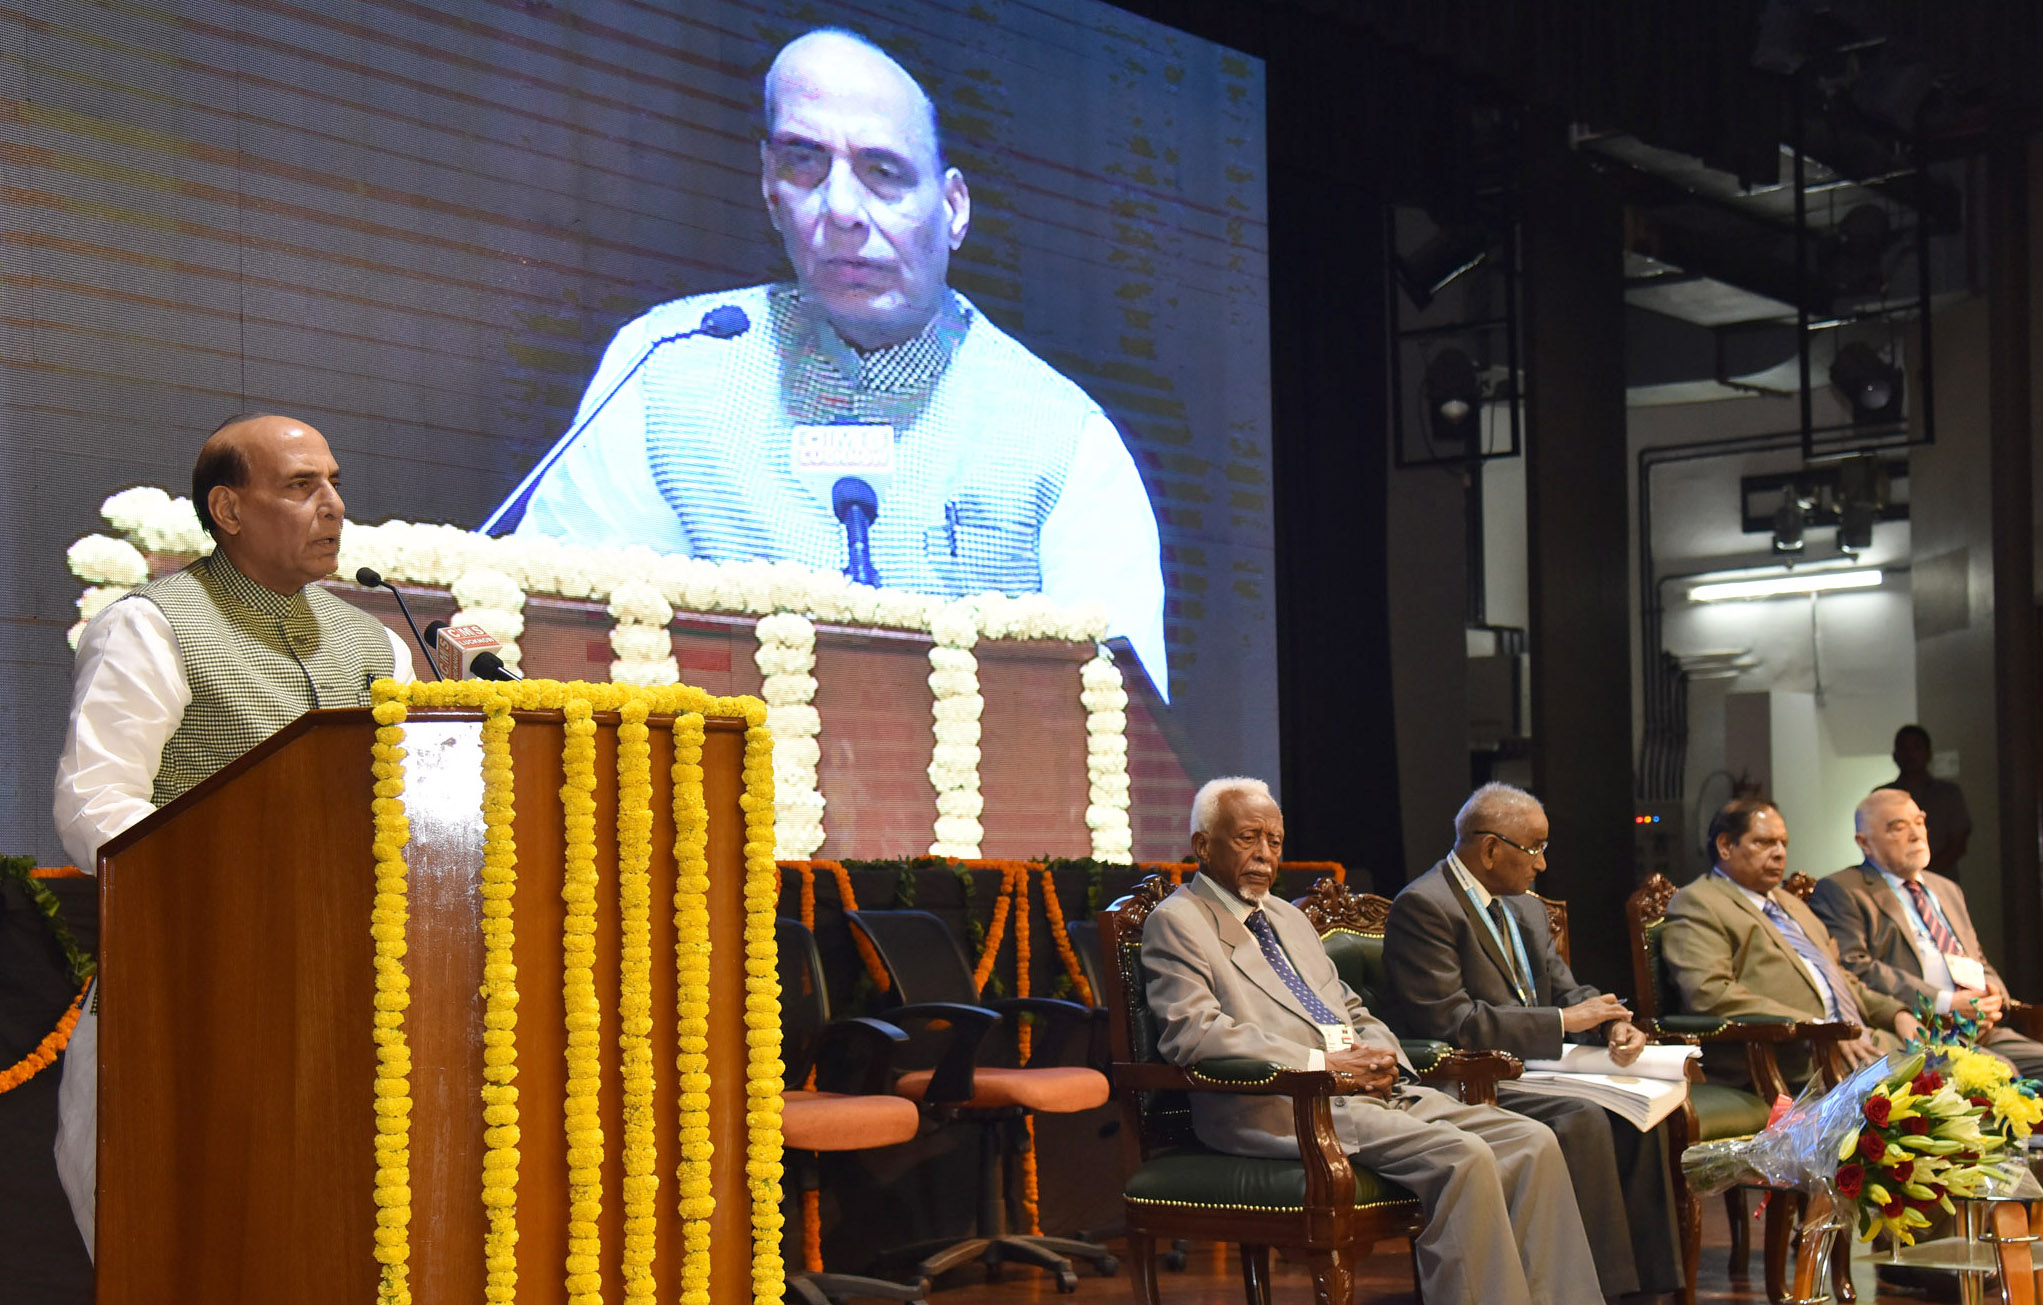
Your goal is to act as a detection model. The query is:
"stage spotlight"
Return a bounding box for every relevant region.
[1829,342,1903,424]
[1423,348,1483,450]
[1771,487,1806,554]
[1398,224,1490,310]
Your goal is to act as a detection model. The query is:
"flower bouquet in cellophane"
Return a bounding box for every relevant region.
[1682,1045,2040,1247]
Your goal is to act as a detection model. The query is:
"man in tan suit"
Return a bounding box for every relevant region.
[1142,777,1604,1305]
[1810,789,2043,1077]
[1662,798,1920,1089]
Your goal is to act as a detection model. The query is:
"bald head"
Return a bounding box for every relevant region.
[764,29,944,172]
[195,413,346,594]
[1855,787,1931,878]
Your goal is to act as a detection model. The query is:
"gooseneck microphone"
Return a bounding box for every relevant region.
[832,477,881,587]
[479,305,752,535]
[356,567,443,679]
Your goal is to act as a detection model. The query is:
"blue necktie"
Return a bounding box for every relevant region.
[1245,909,1343,1026]
[1760,897,1864,1025]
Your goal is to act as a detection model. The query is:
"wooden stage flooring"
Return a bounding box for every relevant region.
[923,1199,1949,1304]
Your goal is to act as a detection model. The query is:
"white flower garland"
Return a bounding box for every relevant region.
[1081,650,1134,863]
[451,568,528,672]
[607,581,679,686]
[926,602,985,858]
[65,534,152,648]
[76,490,1137,860]
[755,613,825,858]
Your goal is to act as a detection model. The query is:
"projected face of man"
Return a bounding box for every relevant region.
[762,31,971,352]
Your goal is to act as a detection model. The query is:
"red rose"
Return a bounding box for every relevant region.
[1836,1164,1865,1198]
[1889,1159,1914,1182]
[1970,1096,1991,1108]
[1864,1094,1893,1128]
[1882,1195,1907,1217]
[1906,1116,1930,1135]
[1913,1071,1943,1095]
[1859,1129,1887,1162]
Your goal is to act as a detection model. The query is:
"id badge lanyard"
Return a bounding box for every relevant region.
[1457,868,1536,1006]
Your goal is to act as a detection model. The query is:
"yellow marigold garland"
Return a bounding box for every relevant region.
[617,698,659,1302]
[672,711,715,1305]
[741,709,787,1305]
[561,696,605,1305]
[369,684,414,1305]
[478,688,522,1304]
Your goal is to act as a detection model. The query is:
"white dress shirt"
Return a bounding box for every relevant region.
[53,597,415,869]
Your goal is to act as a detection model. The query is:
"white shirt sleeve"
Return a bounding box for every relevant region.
[1038,410,1170,702]
[54,602,421,871]
[53,600,189,872]
[514,316,692,553]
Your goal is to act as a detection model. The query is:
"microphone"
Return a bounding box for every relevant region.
[356,567,443,680]
[480,305,752,534]
[832,477,880,587]
[426,620,523,681]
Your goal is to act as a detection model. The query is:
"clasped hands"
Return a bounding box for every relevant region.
[1325,1045,1400,1099]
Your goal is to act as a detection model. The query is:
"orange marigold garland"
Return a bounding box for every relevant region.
[0,979,88,1092]
[1038,868,1093,1006]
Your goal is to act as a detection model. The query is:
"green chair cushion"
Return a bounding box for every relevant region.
[1398,1039,1456,1072]
[1318,929,1380,1006]
[1690,1082,1770,1141]
[1125,1146,1419,1211]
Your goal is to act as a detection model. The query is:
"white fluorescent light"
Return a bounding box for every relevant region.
[1689,569,1883,603]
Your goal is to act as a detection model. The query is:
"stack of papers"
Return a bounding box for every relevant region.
[1508,1043,1699,1131]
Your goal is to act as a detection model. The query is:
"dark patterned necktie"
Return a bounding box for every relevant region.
[1900,878,1964,957]
[1760,897,1864,1025]
[1244,909,1343,1025]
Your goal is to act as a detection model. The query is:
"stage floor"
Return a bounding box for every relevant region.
[918,1199,1944,1304]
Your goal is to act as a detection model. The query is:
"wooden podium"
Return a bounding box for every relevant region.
[97,703,766,1305]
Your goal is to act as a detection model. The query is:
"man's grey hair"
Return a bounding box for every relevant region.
[1453,782,1544,843]
[762,27,947,166]
[1190,776,1273,839]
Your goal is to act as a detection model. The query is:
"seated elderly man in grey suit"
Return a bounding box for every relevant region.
[1142,776,1603,1305]
[1381,782,1682,1301]
[1810,788,2043,1077]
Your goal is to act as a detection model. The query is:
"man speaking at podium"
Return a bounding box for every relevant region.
[495,28,1168,698]
[50,412,415,1254]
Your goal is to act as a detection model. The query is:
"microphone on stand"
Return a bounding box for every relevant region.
[424,620,524,681]
[480,305,752,535]
[356,567,443,679]
[832,477,880,587]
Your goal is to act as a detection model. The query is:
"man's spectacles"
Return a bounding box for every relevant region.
[1475,830,1549,858]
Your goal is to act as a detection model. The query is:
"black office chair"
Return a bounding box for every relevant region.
[779,919,929,1305]
[846,908,1119,1293]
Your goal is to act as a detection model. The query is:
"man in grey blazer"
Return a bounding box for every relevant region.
[1381,783,1681,1299]
[1663,798,1919,1089]
[1142,776,1604,1305]
[1810,788,2043,1077]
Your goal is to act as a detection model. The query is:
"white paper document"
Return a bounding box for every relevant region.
[1509,1043,1699,1132]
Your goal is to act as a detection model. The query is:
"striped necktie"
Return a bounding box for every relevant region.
[1760,896,1864,1025]
[1244,909,1343,1026]
[1900,878,1964,956]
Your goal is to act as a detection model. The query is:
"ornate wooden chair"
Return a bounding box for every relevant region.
[1097,875,1519,1305]
[1630,872,1864,1305]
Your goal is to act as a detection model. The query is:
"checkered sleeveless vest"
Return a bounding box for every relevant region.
[129,552,394,805]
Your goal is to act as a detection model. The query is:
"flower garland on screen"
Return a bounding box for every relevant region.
[927,606,985,858]
[756,613,824,858]
[740,712,788,1305]
[616,698,659,1303]
[560,697,605,1305]
[368,686,415,1305]
[671,712,715,1305]
[76,489,1131,863]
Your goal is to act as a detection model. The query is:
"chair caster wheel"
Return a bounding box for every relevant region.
[1056,1270,1080,1293]
[1096,1256,1120,1277]
[1161,1249,1187,1272]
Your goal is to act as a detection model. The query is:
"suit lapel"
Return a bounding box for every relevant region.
[1195,887,1322,1029]
[1444,865,1523,1001]
[1709,874,1824,1007]
[1858,864,1918,956]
